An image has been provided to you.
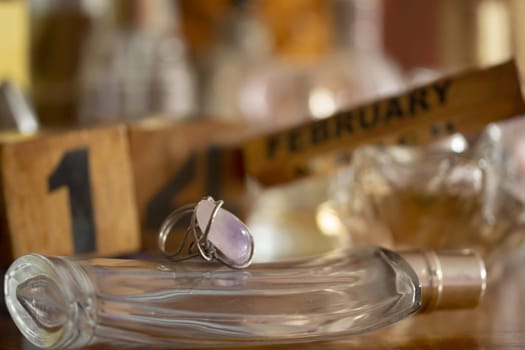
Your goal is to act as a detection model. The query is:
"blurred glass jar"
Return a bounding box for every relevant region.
[327,124,525,269]
[78,0,196,122]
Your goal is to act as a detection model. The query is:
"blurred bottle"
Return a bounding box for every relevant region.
[245,0,333,127]
[203,0,272,121]
[30,0,92,126]
[204,0,310,129]
[307,0,405,120]
[246,0,405,262]
[78,0,196,122]
[327,124,525,274]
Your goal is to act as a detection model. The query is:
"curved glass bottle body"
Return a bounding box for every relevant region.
[5,247,420,349]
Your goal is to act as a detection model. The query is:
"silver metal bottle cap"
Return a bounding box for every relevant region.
[400,249,487,312]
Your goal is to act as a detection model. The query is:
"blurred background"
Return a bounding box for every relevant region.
[2,0,524,128]
[2,3,525,347]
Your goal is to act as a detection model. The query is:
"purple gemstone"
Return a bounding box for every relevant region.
[195,199,253,266]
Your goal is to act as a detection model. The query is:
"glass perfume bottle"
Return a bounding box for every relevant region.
[5,247,484,349]
[328,124,525,269]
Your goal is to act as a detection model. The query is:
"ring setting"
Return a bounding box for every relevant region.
[158,196,254,269]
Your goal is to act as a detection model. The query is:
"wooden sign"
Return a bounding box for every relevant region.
[242,60,525,186]
[128,119,255,251]
[0,124,140,266]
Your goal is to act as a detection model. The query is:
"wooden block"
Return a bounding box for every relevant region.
[128,119,257,251]
[0,124,141,266]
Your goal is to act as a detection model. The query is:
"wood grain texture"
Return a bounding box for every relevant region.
[0,124,140,266]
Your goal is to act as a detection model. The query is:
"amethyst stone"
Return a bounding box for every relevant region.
[195,199,253,267]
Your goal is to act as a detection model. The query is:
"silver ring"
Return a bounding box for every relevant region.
[158,196,254,269]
